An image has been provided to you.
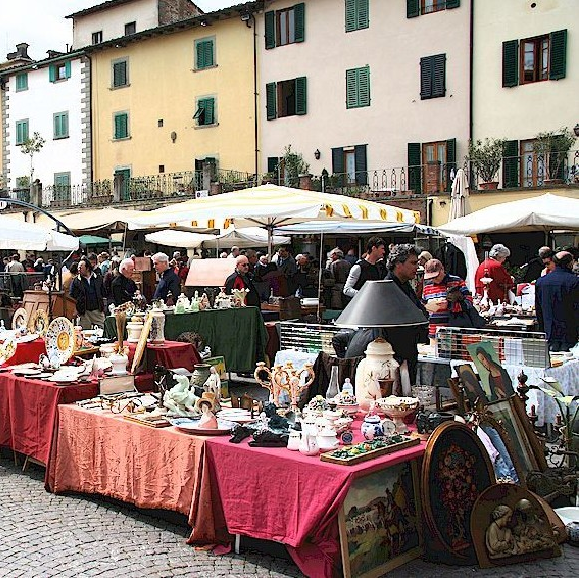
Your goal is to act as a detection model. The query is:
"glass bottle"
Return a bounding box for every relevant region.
[326,366,339,401]
[268,288,275,304]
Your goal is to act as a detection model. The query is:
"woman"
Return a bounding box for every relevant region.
[475,346,514,401]
[475,244,515,304]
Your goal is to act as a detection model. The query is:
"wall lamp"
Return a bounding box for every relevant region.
[574,124,579,137]
[170,131,177,143]
[240,13,251,21]
[314,149,321,160]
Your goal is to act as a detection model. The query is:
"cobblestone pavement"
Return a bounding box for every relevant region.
[2,454,578,577]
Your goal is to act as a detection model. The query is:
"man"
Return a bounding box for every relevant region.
[224,255,260,308]
[292,253,318,298]
[87,253,103,277]
[6,253,26,298]
[152,252,181,303]
[69,257,106,329]
[345,248,358,266]
[521,246,555,282]
[535,251,578,351]
[272,246,297,276]
[343,237,386,299]
[245,249,259,275]
[328,248,352,308]
[111,258,137,306]
[228,246,240,259]
[98,252,111,276]
[475,244,514,303]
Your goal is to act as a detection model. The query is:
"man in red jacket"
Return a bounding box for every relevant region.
[475,244,515,303]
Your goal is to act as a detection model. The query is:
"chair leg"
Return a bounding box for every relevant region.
[22,455,29,472]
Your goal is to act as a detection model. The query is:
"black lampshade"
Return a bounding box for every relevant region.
[336,279,429,328]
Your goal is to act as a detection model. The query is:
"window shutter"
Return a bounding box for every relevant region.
[266,82,277,120]
[345,0,356,32]
[295,77,307,115]
[113,61,126,87]
[502,40,518,87]
[358,0,369,29]
[65,61,71,79]
[358,66,370,106]
[62,113,69,137]
[332,147,345,187]
[408,143,422,194]
[445,138,456,192]
[502,140,519,188]
[49,65,56,82]
[294,3,305,43]
[549,29,567,81]
[354,144,367,185]
[420,56,433,99]
[54,115,59,138]
[267,157,279,174]
[446,0,460,8]
[197,40,214,68]
[205,40,215,67]
[204,98,215,125]
[115,113,128,139]
[432,54,446,98]
[346,68,357,108]
[265,11,276,49]
[407,0,420,18]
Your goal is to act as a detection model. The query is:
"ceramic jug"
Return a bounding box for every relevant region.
[190,364,212,388]
[298,431,319,456]
[317,428,339,452]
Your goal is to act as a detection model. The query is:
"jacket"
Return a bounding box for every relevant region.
[69,273,104,315]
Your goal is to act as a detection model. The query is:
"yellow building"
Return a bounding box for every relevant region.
[88,7,259,191]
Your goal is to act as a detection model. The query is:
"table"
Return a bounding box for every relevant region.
[104,307,268,373]
[5,337,46,366]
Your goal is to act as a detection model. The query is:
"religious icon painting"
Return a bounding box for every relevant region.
[467,341,515,402]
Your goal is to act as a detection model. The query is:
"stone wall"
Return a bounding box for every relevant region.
[158,0,201,26]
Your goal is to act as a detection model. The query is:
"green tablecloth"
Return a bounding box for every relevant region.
[104,307,267,373]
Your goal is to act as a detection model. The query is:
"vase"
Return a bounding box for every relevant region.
[190,364,212,388]
[149,309,166,343]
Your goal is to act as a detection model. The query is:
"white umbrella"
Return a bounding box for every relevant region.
[0,214,78,251]
[448,168,469,221]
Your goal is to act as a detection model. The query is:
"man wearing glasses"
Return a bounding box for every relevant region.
[224,255,260,308]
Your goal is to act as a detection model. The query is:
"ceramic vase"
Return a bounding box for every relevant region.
[149,309,166,343]
[190,364,212,388]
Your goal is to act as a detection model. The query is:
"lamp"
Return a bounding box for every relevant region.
[574,124,579,137]
[314,149,321,160]
[336,280,429,329]
[170,131,177,143]
[240,12,250,21]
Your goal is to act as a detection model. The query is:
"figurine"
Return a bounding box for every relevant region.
[197,397,218,429]
[202,367,222,411]
[485,505,517,559]
[163,375,199,416]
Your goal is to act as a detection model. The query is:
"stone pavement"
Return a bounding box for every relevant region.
[1,453,578,578]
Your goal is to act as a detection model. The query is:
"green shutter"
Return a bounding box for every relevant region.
[345,0,356,32]
[16,73,28,91]
[294,3,305,43]
[408,143,422,194]
[295,77,307,115]
[115,113,128,139]
[407,0,420,18]
[54,114,59,138]
[265,11,276,49]
[432,54,446,98]
[346,0,369,32]
[332,147,345,186]
[62,113,69,137]
[267,157,279,174]
[446,0,460,8]
[49,64,56,82]
[196,40,214,69]
[346,68,357,108]
[203,98,215,125]
[266,82,277,120]
[113,61,127,87]
[420,56,433,99]
[502,140,519,188]
[65,61,71,78]
[358,66,370,106]
[354,144,367,185]
[346,67,370,108]
[357,0,369,29]
[445,138,456,193]
[549,29,567,81]
[502,40,519,87]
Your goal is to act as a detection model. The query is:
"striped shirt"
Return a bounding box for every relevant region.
[422,274,472,338]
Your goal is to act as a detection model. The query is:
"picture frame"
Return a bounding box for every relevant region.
[338,459,422,578]
[421,422,495,564]
[457,364,490,408]
[466,341,514,402]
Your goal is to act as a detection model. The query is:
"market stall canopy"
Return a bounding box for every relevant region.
[35,208,146,233]
[0,214,78,251]
[79,234,123,246]
[274,221,439,236]
[127,184,421,231]
[144,227,291,249]
[439,193,579,235]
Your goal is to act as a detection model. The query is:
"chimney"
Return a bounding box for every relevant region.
[7,42,31,61]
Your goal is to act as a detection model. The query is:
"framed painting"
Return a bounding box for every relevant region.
[421,422,495,564]
[339,460,422,578]
[466,341,514,402]
[457,364,490,408]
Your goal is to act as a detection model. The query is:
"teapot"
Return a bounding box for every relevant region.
[317,427,339,452]
[299,431,319,456]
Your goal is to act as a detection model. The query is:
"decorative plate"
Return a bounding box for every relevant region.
[170,417,235,435]
[0,338,17,366]
[12,307,28,330]
[28,308,49,337]
[45,317,75,365]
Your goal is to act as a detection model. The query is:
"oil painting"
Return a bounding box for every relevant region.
[467,341,514,402]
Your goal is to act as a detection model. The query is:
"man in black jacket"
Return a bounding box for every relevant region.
[152,252,181,303]
[111,258,137,306]
[69,257,106,329]
[224,255,260,308]
[343,237,386,299]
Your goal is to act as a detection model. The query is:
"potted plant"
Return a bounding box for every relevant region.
[532,127,577,184]
[467,138,507,190]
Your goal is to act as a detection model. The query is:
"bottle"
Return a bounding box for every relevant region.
[342,377,354,396]
[326,366,339,401]
[268,288,275,304]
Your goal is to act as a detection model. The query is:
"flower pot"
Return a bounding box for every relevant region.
[543,178,564,186]
[298,173,313,190]
[210,182,222,196]
[478,181,499,191]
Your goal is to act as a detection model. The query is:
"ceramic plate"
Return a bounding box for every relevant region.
[11,308,28,330]
[28,309,49,337]
[172,418,235,435]
[45,317,75,365]
[13,368,43,376]
[217,411,255,424]
[47,375,78,383]
[0,338,17,366]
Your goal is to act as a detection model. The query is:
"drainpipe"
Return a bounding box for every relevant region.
[251,13,259,178]
[84,53,94,185]
[469,0,474,144]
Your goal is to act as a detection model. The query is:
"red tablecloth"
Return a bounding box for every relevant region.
[5,338,47,366]
[189,424,425,578]
[146,341,201,372]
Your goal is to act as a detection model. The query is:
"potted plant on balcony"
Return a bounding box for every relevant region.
[467,138,507,190]
[532,127,576,185]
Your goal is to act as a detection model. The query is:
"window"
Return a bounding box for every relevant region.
[407,0,460,17]
[407,139,456,193]
[112,58,128,88]
[49,61,71,82]
[331,145,367,186]
[502,30,567,87]
[54,173,71,202]
[345,0,369,32]
[53,111,69,139]
[265,3,305,49]
[193,97,216,126]
[195,38,215,69]
[266,77,306,120]
[114,112,129,140]
[420,53,446,99]
[159,165,165,173]
[92,31,103,44]
[125,21,136,36]
[158,119,164,127]
[16,119,29,145]
[346,66,370,108]
[15,73,28,92]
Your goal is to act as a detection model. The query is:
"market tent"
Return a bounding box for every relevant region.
[79,234,123,246]
[439,193,579,235]
[35,208,146,233]
[0,214,78,251]
[144,227,291,249]
[274,221,439,236]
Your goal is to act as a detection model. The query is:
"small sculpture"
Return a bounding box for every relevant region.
[202,367,222,411]
[486,505,517,559]
[163,375,199,416]
[197,397,218,429]
[254,361,314,409]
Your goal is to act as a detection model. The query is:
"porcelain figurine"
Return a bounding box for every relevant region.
[232,287,249,307]
[109,351,129,375]
[202,367,222,410]
[198,400,218,429]
[190,291,200,313]
[175,293,189,314]
[199,293,210,310]
[163,375,199,416]
[215,287,231,309]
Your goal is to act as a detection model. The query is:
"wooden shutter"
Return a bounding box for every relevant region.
[49,65,56,82]
[201,98,215,125]
[266,82,277,120]
[549,29,567,81]
[332,147,345,187]
[345,0,356,32]
[265,11,276,49]
[408,143,422,194]
[62,113,69,137]
[294,3,305,43]
[432,54,446,98]
[54,114,60,138]
[502,40,518,87]
[420,56,433,99]
[115,113,128,139]
[358,0,369,29]
[407,0,420,18]
[354,144,368,185]
[65,61,71,78]
[445,138,456,192]
[295,77,307,115]
[446,0,460,8]
[196,40,214,68]
[346,68,357,108]
[358,66,370,106]
[502,140,519,188]
[113,61,126,87]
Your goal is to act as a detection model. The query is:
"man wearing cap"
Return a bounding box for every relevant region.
[422,259,471,340]
[535,251,578,352]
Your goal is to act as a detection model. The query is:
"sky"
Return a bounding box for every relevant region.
[1,0,236,61]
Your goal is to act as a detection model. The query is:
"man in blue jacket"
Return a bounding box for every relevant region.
[535,251,578,352]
